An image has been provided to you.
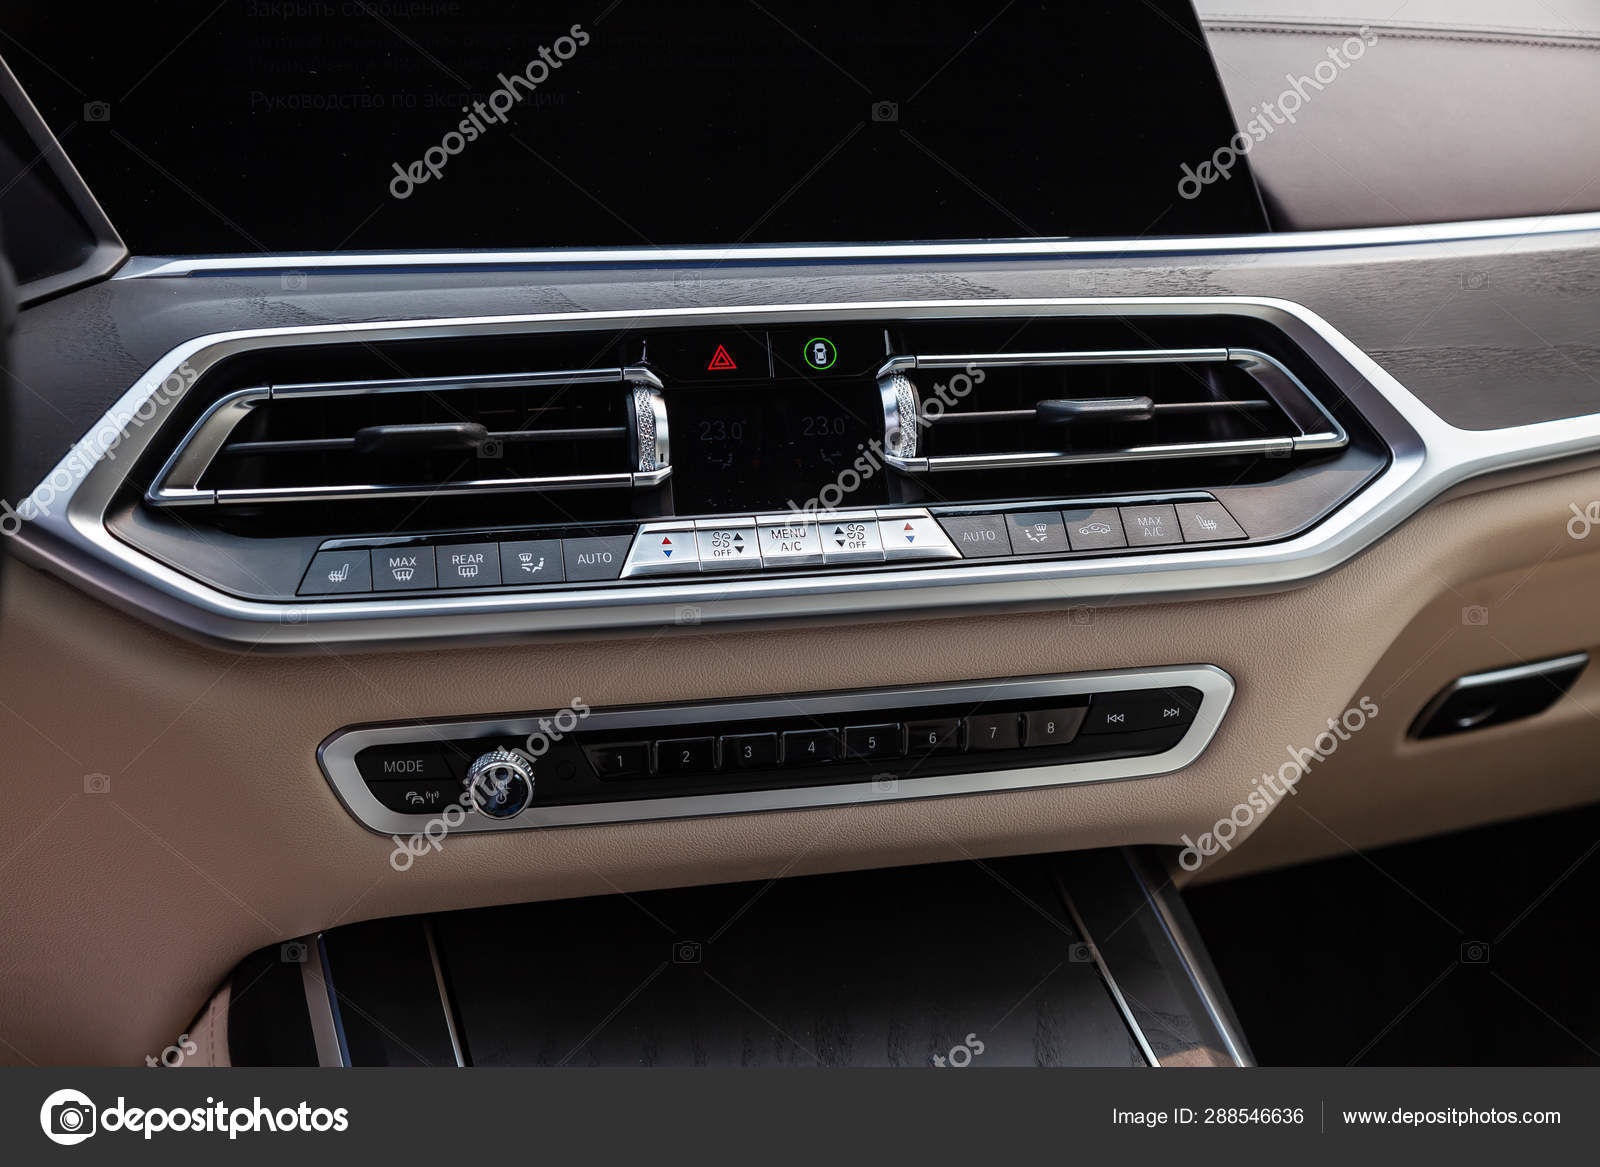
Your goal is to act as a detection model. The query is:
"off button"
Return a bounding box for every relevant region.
[820,516,885,564]
[936,515,1012,559]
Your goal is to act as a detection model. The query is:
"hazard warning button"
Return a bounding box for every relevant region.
[638,332,770,381]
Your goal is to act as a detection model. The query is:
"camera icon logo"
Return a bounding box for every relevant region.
[280,270,307,291]
[281,940,309,964]
[83,101,111,123]
[1461,604,1490,626]
[477,437,504,460]
[870,100,899,123]
[83,773,111,795]
[672,940,702,964]
[1460,940,1491,964]
[40,1088,97,1145]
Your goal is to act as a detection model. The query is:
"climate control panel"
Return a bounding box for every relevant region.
[317,666,1235,833]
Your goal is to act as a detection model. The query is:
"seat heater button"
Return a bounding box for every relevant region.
[1176,500,1247,543]
[756,516,825,566]
[437,542,502,587]
[694,522,761,570]
[876,513,958,561]
[299,549,372,595]
[1119,504,1182,547]
[1006,511,1069,555]
[820,516,885,563]
[620,527,699,577]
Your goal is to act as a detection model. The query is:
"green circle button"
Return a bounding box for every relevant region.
[802,337,838,371]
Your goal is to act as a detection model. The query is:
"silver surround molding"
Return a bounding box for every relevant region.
[317,666,1235,833]
[16,295,1600,647]
[111,209,1600,278]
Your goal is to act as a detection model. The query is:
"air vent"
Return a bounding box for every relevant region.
[878,348,1345,474]
[146,366,669,508]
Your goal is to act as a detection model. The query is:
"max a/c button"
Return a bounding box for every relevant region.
[937,515,1012,558]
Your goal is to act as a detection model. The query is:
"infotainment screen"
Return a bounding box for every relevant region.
[7,1,1267,252]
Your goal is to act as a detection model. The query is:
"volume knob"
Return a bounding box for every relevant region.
[464,748,535,819]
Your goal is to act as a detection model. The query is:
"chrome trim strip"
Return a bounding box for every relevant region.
[111,210,1600,278]
[1057,881,1161,1068]
[1439,651,1590,693]
[14,295,1600,646]
[423,919,466,1068]
[316,666,1234,832]
[300,935,348,1067]
[1134,853,1254,1068]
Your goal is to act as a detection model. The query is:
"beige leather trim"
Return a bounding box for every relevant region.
[176,982,230,1068]
[3,459,1600,1064]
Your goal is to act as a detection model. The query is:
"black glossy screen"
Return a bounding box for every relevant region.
[6,1,1265,252]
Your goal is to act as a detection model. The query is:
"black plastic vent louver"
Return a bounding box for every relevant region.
[878,348,1345,474]
[146,366,670,508]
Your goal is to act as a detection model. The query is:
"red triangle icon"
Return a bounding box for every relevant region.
[706,344,738,371]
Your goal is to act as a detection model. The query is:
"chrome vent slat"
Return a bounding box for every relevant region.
[879,346,1346,475]
[146,365,670,508]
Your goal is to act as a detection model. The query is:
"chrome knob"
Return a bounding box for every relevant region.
[464,748,535,819]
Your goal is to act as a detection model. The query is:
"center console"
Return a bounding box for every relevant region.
[320,666,1234,831]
